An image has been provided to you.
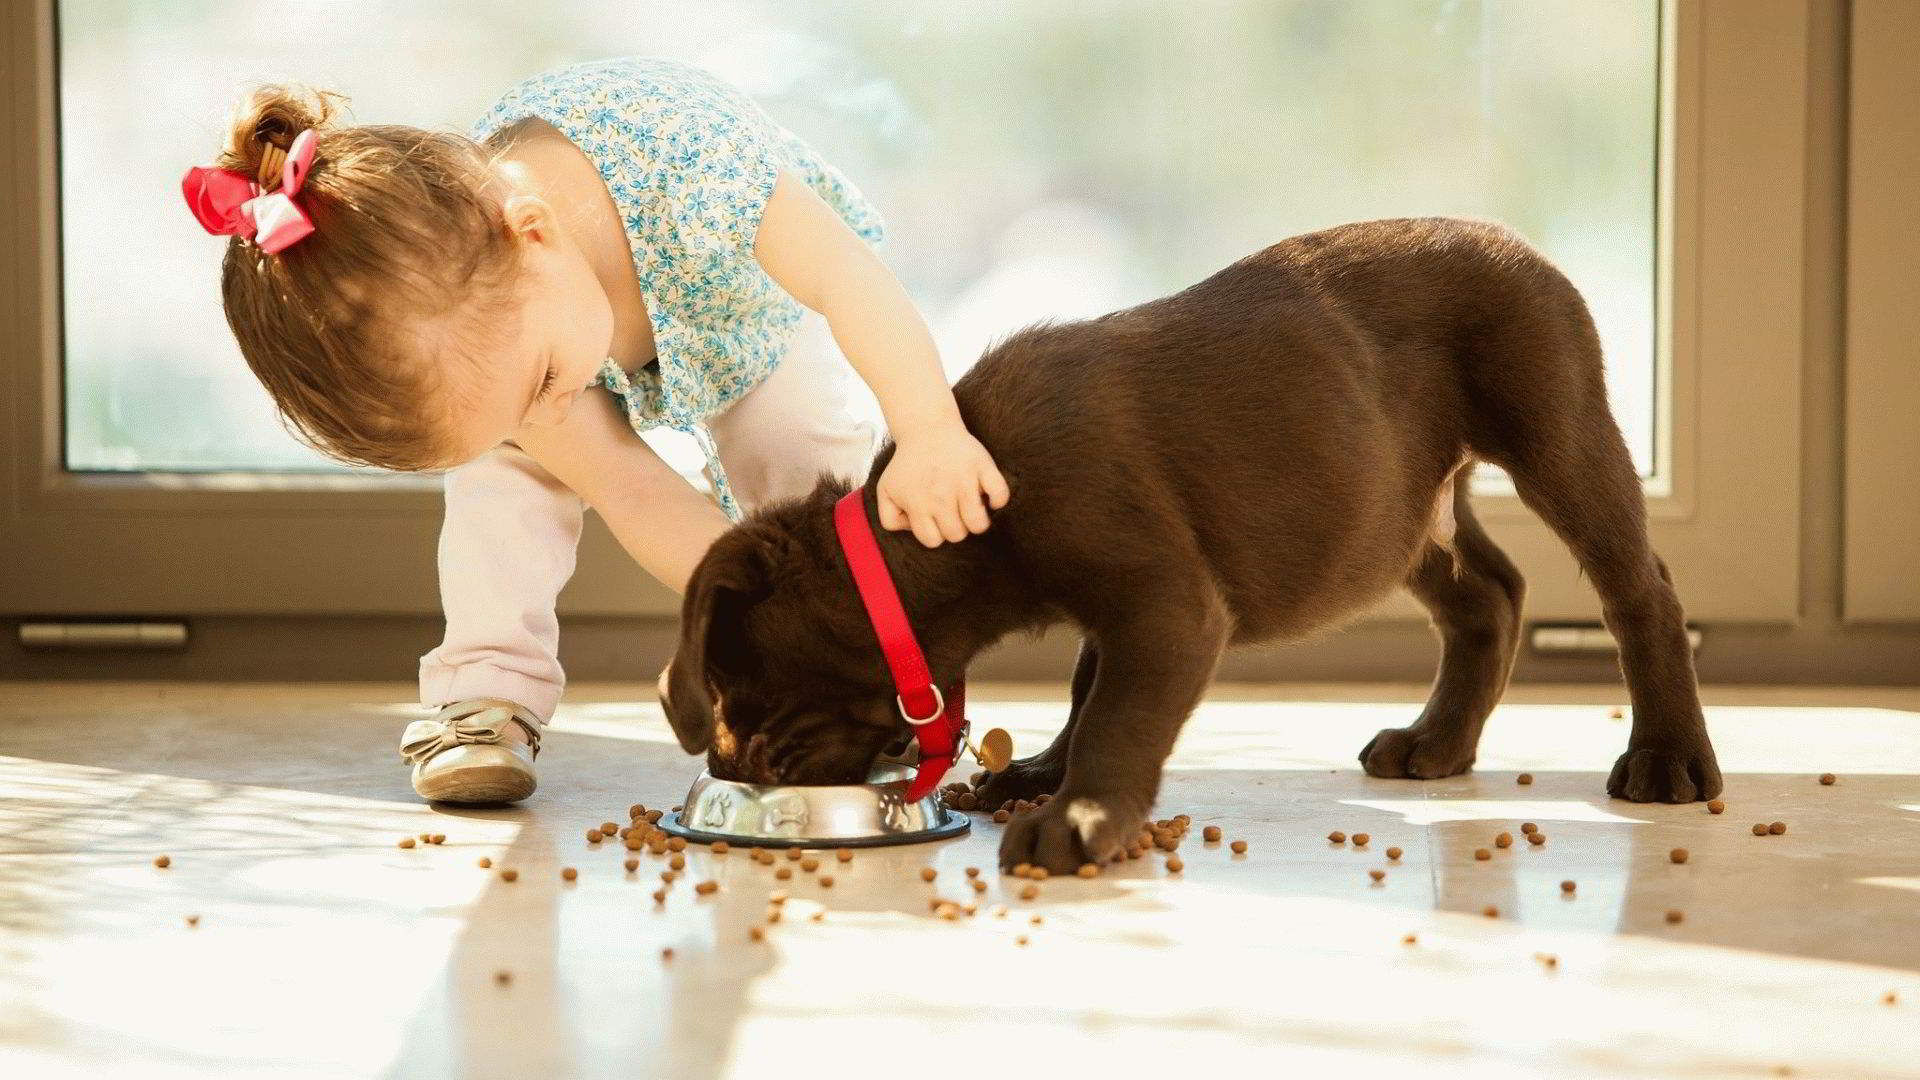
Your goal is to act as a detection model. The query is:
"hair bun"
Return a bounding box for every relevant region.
[218,82,349,191]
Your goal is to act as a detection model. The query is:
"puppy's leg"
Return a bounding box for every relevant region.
[1361,482,1524,779]
[1477,304,1721,802]
[972,638,1095,805]
[998,599,1230,875]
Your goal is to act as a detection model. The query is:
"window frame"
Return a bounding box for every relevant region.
[1,0,1804,626]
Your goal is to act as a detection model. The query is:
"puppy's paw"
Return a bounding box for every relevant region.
[997,791,1145,876]
[1358,726,1476,780]
[1607,743,1723,803]
[972,757,1064,808]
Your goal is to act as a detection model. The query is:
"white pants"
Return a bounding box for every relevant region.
[417,312,880,725]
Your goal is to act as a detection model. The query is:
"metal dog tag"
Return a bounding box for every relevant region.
[976,727,1013,773]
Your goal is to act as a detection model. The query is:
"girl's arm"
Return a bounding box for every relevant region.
[513,390,731,596]
[753,171,1010,548]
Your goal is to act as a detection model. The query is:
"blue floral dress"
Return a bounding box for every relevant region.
[468,56,886,520]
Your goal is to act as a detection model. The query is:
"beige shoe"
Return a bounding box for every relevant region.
[400,698,542,804]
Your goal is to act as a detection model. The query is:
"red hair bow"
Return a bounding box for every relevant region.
[181,128,318,254]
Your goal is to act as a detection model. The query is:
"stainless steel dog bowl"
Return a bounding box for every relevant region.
[656,761,969,848]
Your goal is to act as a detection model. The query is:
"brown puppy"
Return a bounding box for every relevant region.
[660,216,1723,874]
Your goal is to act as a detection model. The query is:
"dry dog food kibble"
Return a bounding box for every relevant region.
[667,837,688,852]
[1665,909,1684,924]
[430,834,446,845]
[1483,905,1499,918]
[972,878,988,893]
[661,870,677,883]
[713,841,730,854]
[800,857,820,872]
[561,867,578,881]
[1495,832,1513,849]
[819,875,834,887]
[1204,826,1223,842]
[965,867,981,878]
[1526,832,1546,847]
[495,970,512,986]
[1385,847,1403,861]
[694,881,718,895]
[1369,869,1386,882]
[749,926,766,942]
[661,947,673,961]
[153,854,173,868]
[629,804,646,818]
[669,854,686,870]
[1769,821,1787,835]
[1352,833,1370,846]
[1670,848,1689,864]
[1019,884,1039,900]
[993,810,1011,823]
[776,867,792,880]
[1708,800,1726,814]
[646,810,664,823]
[1030,867,1050,881]
[1517,773,1534,785]
[1328,831,1346,844]
[478,857,492,868]
[624,858,639,871]
[811,910,825,922]
[1520,823,1538,835]
[1561,880,1577,894]
[837,848,853,863]
[185,914,200,927]
[1012,863,1031,877]
[1819,773,1836,785]
[398,839,415,850]
[1166,857,1184,873]
[1077,864,1099,878]
[1230,841,1249,854]
[920,868,938,882]
[1474,849,1491,861]
[1752,823,1769,836]
[500,869,518,882]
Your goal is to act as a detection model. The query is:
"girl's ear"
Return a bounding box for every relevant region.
[661,543,768,755]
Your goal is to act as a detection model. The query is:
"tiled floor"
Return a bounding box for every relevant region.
[2,681,1917,1079]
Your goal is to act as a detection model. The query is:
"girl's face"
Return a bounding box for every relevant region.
[437,191,615,466]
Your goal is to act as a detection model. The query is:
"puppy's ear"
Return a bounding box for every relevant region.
[662,542,767,755]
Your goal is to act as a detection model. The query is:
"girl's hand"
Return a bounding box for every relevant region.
[877,422,1011,547]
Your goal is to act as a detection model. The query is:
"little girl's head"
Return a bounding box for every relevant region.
[201,83,612,471]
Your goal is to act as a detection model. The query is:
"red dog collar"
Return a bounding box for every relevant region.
[833,487,966,803]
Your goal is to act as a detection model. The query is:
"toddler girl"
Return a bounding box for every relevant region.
[183,56,1009,804]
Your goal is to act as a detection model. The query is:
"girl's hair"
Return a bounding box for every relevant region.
[214,82,524,471]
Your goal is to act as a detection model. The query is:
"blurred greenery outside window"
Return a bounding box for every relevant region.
[62,0,1657,479]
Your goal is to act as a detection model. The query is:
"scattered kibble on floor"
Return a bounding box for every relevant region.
[1819,773,1836,785]
[1402,933,1418,945]
[154,855,172,868]
[1328,831,1347,844]
[1483,905,1499,918]
[1770,821,1788,835]
[1166,857,1184,873]
[397,838,414,850]
[1708,800,1726,814]
[1665,909,1685,924]
[1385,846,1404,861]
[1495,832,1513,849]
[836,848,852,862]
[1527,832,1546,847]
[1475,849,1491,861]
[1517,773,1533,785]
[920,867,937,882]
[624,858,639,872]
[185,914,200,927]
[494,970,512,986]
[1204,825,1223,842]
[1670,848,1689,864]
[499,869,518,882]
[1520,823,1538,835]
[1369,869,1386,882]
[1561,880,1577,894]
[561,867,578,881]
[478,857,492,869]
[1019,884,1039,900]
[1352,833,1370,847]
[1230,841,1249,854]
[694,881,718,895]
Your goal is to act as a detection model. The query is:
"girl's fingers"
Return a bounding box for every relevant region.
[909,507,945,548]
[879,494,906,530]
[983,463,1012,508]
[960,483,992,533]
[933,500,969,543]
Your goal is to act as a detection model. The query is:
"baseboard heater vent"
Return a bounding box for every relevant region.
[1529,622,1702,656]
[18,621,190,650]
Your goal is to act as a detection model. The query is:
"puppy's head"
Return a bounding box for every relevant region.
[659,492,918,787]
